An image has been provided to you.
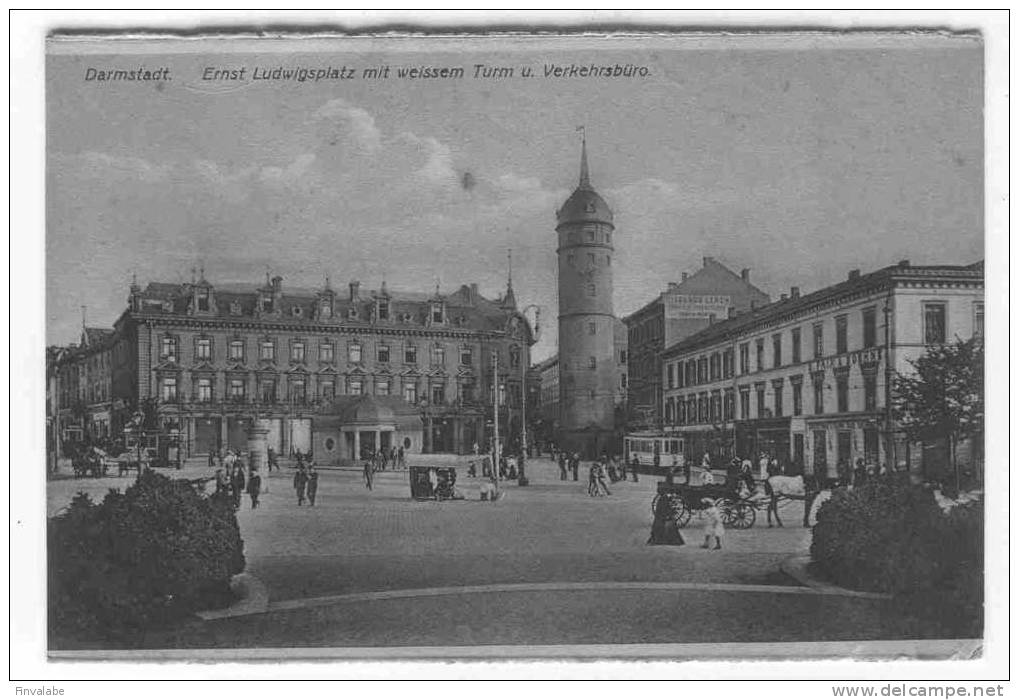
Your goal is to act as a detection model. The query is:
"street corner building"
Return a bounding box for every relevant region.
[659,260,984,480]
[47,269,537,467]
[555,136,619,459]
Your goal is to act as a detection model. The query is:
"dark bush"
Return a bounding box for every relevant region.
[810,481,983,636]
[48,470,245,643]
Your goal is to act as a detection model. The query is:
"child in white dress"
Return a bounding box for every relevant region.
[701,498,724,550]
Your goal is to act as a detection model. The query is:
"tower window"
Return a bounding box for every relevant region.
[588,322,596,335]
[587,284,596,297]
[588,356,597,369]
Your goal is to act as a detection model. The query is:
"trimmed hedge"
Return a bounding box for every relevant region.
[810,481,983,636]
[49,470,245,643]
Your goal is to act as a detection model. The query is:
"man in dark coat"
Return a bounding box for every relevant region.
[247,468,262,509]
[294,466,309,505]
[570,453,580,481]
[558,452,567,480]
[306,465,319,506]
[231,464,246,509]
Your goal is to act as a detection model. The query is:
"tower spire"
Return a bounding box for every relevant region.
[577,125,590,189]
[501,248,517,310]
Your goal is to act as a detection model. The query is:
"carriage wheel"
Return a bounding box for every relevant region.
[729,501,756,529]
[674,500,692,528]
[651,494,662,517]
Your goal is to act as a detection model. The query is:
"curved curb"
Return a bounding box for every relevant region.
[196,572,270,620]
[780,556,892,600]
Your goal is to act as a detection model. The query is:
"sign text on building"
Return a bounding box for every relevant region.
[808,346,883,373]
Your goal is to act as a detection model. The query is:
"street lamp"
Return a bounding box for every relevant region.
[518,305,541,486]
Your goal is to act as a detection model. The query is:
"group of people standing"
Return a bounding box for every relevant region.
[292,463,319,506]
[213,457,262,510]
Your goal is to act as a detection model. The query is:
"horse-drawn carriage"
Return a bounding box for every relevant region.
[651,478,759,529]
[653,472,832,530]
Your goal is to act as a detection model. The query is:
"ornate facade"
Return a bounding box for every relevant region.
[51,270,535,462]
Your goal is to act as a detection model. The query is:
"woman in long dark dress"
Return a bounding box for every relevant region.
[648,494,685,545]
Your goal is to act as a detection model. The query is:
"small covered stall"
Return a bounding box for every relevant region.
[313,395,424,466]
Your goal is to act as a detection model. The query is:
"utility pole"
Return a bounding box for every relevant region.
[492,350,500,495]
[518,305,541,485]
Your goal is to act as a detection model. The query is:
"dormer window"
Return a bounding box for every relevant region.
[261,293,274,313]
[348,307,358,320]
[229,300,242,316]
[378,299,390,320]
[196,289,210,312]
[319,299,332,319]
[431,302,443,324]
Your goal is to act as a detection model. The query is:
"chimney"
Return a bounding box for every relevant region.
[681,272,689,283]
[741,268,750,282]
[667,282,679,293]
[848,269,860,281]
[898,259,910,268]
[791,286,800,299]
[703,256,715,268]
[349,280,360,301]
[470,283,478,302]
[780,293,788,301]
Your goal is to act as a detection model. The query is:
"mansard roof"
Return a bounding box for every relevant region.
[662,260,984,359]
[130,279,526,335]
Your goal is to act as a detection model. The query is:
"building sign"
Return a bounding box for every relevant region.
[808,347,883,373]
[664,294,732,319]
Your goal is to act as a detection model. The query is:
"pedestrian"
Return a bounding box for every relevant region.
[596,460,612,496]
[380,449,389,472]
[214,468,229,496]
[631,454,640,482]
[267,446,277,472]
[397,445,405,469]
[306,464,319,506]
[558,452,567,480]
[653,450,661,473]
[700,498,724,550]
[207,450,215,468]
[473,442,479,456]
[768,457,782,477]
[247,468,262,509]
[571,452,580,481]
[758,452,770,481]
[294,466,309,505]
[740,458,755,493]
[587,463,600,497]
[390,446,397,469]
[231,463,246,509]
[363,458,374,491]
[648,493,685,546]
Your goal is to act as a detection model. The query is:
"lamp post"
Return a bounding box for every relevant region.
[491,350,500,495]
[518,305,541,485]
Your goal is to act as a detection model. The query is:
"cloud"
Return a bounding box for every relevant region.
[53,151,170,183]
[395,132,458,187]
[259,153,317,187]
[313,98,382,152]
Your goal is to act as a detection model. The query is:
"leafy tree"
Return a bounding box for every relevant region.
[892,337,983,490]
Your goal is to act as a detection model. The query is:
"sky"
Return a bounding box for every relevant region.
[46,34,983,362]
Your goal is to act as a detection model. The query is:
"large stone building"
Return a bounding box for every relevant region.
[660,260,983,479]
[49,270,535,464]
[623,257,770,431]
[555,138,619,458]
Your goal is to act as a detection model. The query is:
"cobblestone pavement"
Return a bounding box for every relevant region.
[49,460,953,649]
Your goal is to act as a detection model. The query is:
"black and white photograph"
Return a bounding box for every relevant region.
[11,10,1009,685]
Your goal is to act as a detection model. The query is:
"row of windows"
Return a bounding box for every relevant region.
[665,369,880,425]
[565,252,612,268]
[157,375,513,406]
[565,224,612,246]
[666,302,984,387]
[158,336,506,367]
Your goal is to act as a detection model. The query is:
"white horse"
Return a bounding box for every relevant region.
[760,475,832,527]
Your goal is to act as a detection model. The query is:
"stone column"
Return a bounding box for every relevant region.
[353,430,361,462]
[220,414,229,452]
[374,428,381,455]
[423,418,432,453]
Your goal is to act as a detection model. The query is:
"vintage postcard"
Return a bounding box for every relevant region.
[23,21,1006,678]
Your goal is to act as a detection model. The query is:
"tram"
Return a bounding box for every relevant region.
[622,432,685,474]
